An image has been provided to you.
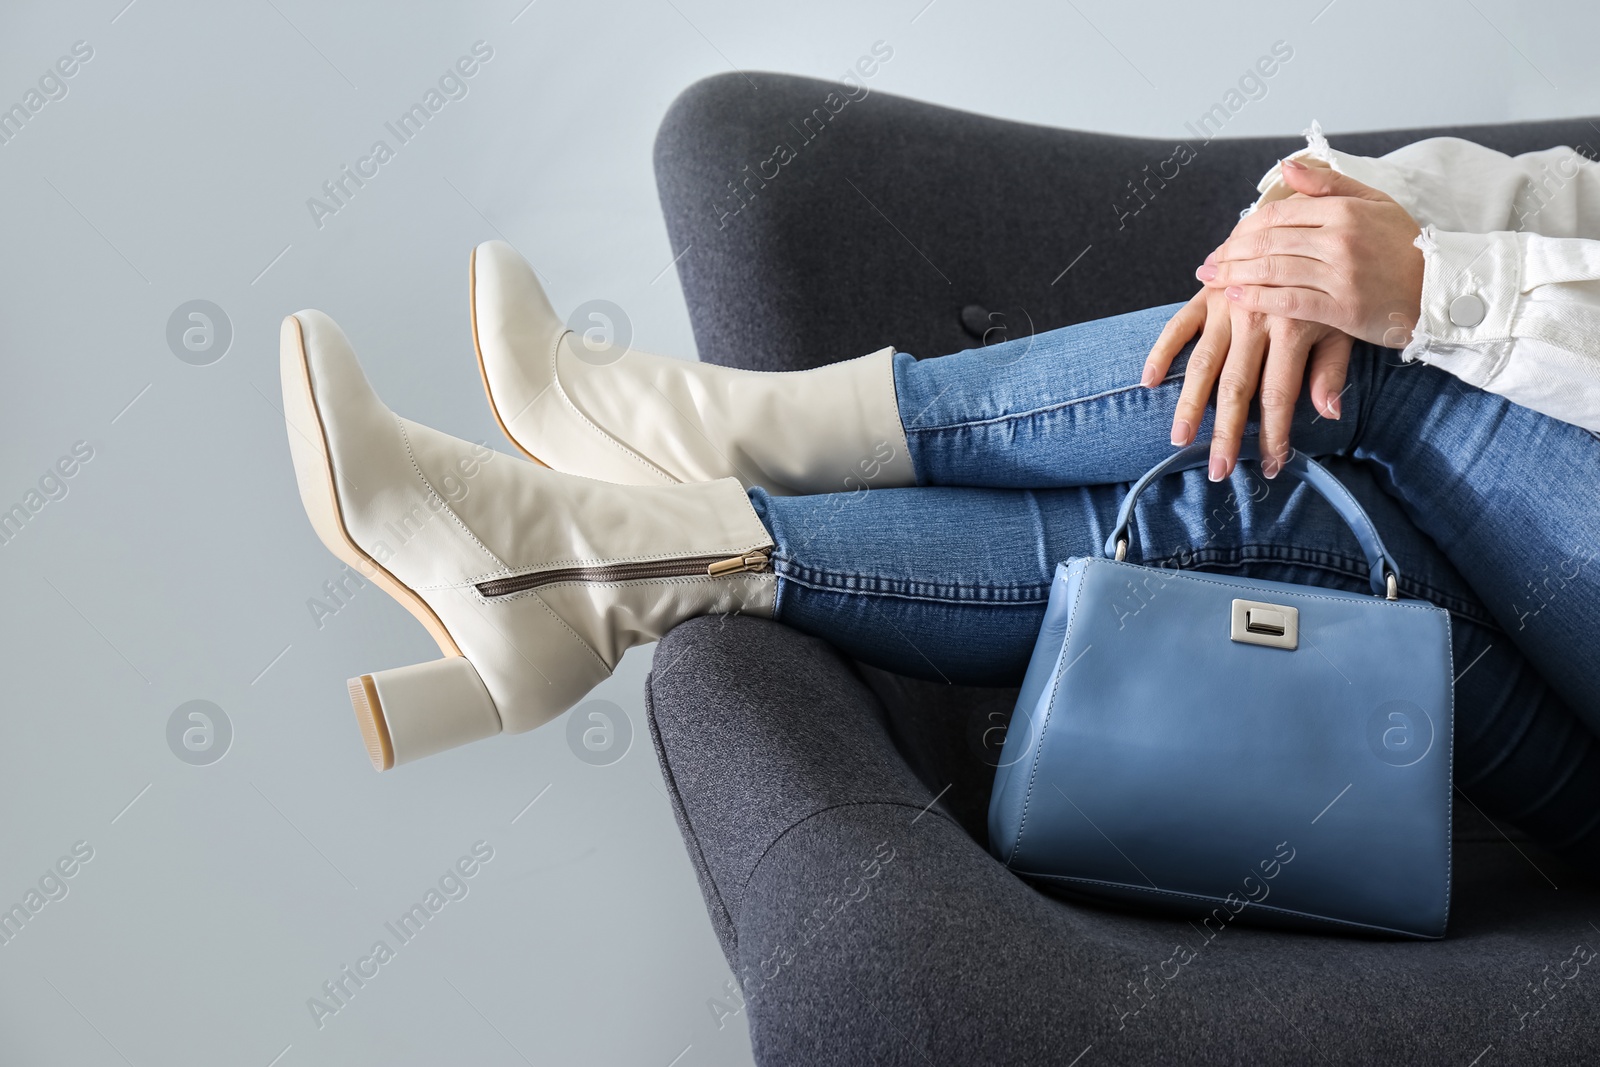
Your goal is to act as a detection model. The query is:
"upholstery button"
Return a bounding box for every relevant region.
[1448,293,1486,328]
[959,304,992,339]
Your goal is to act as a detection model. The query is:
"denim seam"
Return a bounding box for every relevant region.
[902,378,1160,434]
[774,558,1053,606]
[882,352,916,486]
[776,546,1494,628]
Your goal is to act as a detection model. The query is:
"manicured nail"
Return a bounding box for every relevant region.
[1282,157,1308,170]
[1171,418,1192,447]
[1208,455,1227,482]
[1225,286,1243,301]
[1262,456,1279,479]
[1328,395,1342,419]
[1196,264,1217,282]
[1204,250,1217,266]
[1140,365,1157,387]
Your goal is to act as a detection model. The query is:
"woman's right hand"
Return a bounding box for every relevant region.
[1141,285,1352,480]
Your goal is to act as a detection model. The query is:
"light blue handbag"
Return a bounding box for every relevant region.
[987,440,1454,939]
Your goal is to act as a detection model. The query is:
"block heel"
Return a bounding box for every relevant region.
[347,656,503,771]
[282,307,775,770]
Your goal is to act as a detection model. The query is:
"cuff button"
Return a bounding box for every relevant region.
[1448,293,1487,327]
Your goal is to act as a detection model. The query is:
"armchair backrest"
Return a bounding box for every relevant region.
[655,71,1597,372]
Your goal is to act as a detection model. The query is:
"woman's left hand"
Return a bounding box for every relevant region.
[1195,159,1425,348]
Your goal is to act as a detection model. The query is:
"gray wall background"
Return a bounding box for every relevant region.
[1,1,1596,1064]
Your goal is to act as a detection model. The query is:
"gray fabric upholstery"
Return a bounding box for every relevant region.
[648,74,1600,1064]
[649,617,1600,1067]
[654,72,1599,372]
[648,617,1598,1066]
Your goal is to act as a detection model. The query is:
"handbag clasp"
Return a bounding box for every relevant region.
[1230,598,1299,650]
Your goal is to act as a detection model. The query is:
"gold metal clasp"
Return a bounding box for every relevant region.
[1230,598,1299,650]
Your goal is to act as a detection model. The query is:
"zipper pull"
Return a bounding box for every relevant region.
[707,550,772,577]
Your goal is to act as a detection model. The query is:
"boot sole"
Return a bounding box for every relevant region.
[282,314,465,770]
[469,244,552,470]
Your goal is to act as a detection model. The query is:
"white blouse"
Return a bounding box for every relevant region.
[1244,120,1600,434]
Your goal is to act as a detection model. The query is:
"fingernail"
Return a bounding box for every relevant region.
[1204,250,1217,266]
[1225,286,1243,301]
[1328,395,1342,419]
[1171,418,1192,447]
[1140,366,1157,388]
[1208,455,1227,482]
[1262,457,1279,479]
[1196,264,1217,282]
[1282,157,1307,171]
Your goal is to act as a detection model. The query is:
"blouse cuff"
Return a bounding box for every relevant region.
[1240,119,1420,220]
[1397,226,1521,388]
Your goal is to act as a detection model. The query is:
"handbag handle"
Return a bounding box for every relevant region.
[1103,439,1401,599]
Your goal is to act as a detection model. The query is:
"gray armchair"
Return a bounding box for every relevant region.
[646,73,1600,1065]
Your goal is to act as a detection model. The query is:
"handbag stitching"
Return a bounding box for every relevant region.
[1441,612,1455,929]
[1009,561,1092,866]
[1090,557,1447,611]
[1147,546,1497,629]
[1004,557,1454,921]
[1014,871,1444,939]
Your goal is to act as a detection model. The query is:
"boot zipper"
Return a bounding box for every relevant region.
[475,550,772,599]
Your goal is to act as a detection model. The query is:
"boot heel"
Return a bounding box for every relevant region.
[347,657,503,771]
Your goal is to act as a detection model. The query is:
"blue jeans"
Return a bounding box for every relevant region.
[746,302,1600,866]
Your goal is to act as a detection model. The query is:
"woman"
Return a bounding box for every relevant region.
[281,122,1600,871]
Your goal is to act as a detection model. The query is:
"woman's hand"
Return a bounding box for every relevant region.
[1143,285,1352,479]
[1196,159,1425,347]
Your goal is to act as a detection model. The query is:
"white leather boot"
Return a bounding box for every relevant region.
[281,310,775,770]
[469,240,917,496]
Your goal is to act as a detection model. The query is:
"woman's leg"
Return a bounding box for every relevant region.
[1348,359,1600,742]
[748,458,1600,871]
[893,301,1360,488]
[897,304,1600,738]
